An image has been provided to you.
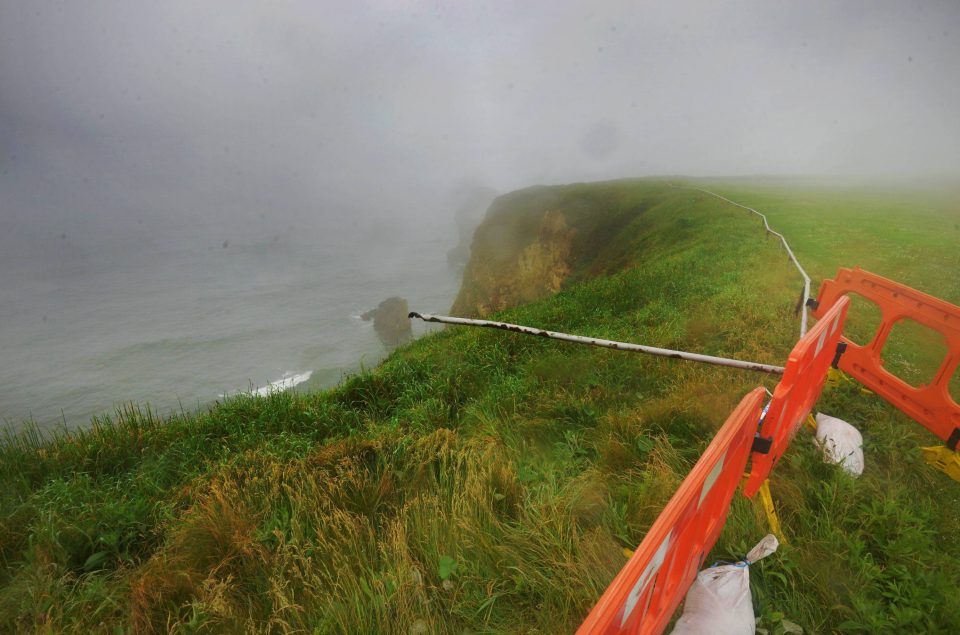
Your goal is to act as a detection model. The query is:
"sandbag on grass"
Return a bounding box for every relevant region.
[671,534,779,635]
[813,412,864,476]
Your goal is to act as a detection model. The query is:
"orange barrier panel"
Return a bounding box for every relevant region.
[578,388,766,635]
[744,296,849,497]
[810,267,960,449]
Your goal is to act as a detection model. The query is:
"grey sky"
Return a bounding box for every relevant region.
[1,1,958,255]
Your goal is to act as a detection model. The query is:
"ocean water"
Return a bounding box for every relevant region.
[0,219,461,433]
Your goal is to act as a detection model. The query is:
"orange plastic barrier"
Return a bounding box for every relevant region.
[810,267,960,449]
[743,296,849,497]
[578,388,766,635]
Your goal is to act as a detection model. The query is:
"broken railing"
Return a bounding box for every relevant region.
[410,266,960,634]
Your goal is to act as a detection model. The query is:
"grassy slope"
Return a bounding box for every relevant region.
[697,178,960,399]
[1,180,957,633]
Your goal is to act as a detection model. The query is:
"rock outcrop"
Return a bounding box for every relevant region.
[362,297,412,348]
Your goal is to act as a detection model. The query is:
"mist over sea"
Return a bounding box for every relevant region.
[0,217,461,433]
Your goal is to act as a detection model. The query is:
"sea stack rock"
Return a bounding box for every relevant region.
[362,297,413,348]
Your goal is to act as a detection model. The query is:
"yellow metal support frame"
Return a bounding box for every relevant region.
[757,479,786,544]
[742,472,786,543]
[920,446,960,483]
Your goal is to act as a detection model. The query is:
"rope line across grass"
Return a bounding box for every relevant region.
[675,185,813,338]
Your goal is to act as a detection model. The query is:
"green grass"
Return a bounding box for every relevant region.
[1,179,958,633]
[696,178,960,297]
[695,177,960,405]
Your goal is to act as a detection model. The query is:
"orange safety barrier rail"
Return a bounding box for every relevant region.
[743,296,849,497]
[810,267,960,449]
[578,388,766,635]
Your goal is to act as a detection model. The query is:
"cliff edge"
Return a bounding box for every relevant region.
[451,181,660,317]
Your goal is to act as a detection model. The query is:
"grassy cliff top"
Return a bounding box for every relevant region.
[1,179,958,633]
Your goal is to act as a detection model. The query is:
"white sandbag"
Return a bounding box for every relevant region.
[813,412,864,476]
[670,535,779,635]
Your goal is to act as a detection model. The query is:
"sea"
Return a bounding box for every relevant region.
[0,217,462,433]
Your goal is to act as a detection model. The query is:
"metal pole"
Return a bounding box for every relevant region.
[409,312,785,375]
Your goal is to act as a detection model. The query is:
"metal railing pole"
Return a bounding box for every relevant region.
[410,312,785,375]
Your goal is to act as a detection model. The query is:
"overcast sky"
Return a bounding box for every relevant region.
[1,0,958,255]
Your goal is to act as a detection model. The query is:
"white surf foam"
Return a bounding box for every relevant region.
[220,370,314,399]
[350,311,374,326]
[251,370,313,397]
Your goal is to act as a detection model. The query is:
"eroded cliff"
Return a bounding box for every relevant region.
[451,182,658,317]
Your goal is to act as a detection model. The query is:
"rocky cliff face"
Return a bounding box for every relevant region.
[451,209,575,317]
[450,181,659,318]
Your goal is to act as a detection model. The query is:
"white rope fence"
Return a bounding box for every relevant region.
[678,186,813,337]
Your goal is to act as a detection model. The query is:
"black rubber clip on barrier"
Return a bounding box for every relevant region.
[947,428,960,452]
[751,434,773,455]
[831,342,848,369]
